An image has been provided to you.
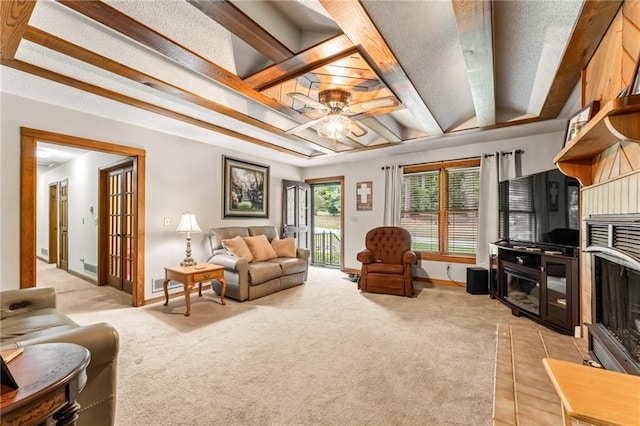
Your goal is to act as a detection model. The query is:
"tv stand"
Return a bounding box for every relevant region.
[492,241,579,335]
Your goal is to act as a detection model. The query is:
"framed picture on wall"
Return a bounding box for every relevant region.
[563,101,600,147]
[223,156,269,218]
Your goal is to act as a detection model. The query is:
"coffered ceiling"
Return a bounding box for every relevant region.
[0,0,623,166]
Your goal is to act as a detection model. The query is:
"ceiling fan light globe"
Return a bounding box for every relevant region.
[316,114,352,139]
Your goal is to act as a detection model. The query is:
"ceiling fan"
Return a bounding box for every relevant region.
[285,89,400,140]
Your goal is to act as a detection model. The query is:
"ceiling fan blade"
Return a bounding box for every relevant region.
[287,92,328,111]
[350,121,368,137]
[344,96,400,115]
[285,118,322,135]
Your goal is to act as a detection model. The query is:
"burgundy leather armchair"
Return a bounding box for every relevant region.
[356,226,417,296]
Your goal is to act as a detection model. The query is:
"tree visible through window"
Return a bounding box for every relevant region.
[400,159,480,257]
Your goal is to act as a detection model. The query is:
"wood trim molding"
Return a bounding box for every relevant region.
[20,128,146,307]
[56,0,308,123]
[187,0,293,63]
[4,59,310,159]
[244,35,355,90]
[0,0,36,60]
[21,26,334,155]
[539,0,623,119]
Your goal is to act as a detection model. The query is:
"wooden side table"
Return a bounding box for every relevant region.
[1,343,90,426]
[163,263,227,316]
[543,357,640,426]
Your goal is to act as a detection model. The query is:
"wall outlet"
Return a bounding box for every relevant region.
[163,217,173,226]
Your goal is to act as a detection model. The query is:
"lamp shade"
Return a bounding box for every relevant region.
[176,213,201,233]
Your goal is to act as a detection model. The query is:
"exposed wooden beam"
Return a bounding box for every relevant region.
[359,117,402,143]
[187,0,293,63]
[55,0,308,123]
[320,0,443,136]
[451,0,495,127]
[0,0,36,59]
[539,0,623,119]
[244,34,355,91]
[1,59,312,159]
[22,26,336,155]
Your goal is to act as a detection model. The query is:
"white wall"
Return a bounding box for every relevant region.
[1,93,303,298]
[37,151,127,276]
[302,128,566,283]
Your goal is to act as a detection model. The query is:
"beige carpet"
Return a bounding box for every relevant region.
[38,263,516,426]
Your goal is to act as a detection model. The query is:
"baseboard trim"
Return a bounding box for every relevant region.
[66,269,98,286]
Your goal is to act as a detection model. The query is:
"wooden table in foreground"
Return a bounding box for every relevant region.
[163,263,226,316]
[1,343,90,426]
[542,357,640,426]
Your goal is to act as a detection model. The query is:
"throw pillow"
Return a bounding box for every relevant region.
[221,235,254,262]
[243,234,278,262]
[271,237,297,258]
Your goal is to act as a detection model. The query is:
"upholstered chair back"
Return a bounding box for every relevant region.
[365,226,413,264]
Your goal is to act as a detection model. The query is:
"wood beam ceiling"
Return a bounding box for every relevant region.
[0,0,36,60]
[320,0,443,136]
[451,0,495,128]
[539,0,623,119]
[187,0,293,63]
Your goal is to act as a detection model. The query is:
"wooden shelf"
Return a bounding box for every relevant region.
[554,94,640,186]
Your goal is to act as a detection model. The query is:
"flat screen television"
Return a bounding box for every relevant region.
[498,167,580,248]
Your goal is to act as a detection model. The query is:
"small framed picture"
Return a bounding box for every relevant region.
[564,101,600,147]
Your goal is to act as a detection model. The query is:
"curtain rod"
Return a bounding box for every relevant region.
[483,149,525,158]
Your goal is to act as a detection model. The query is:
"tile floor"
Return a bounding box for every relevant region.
[493,319,590,426]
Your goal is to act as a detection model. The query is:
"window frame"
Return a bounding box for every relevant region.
[402,158,480,264]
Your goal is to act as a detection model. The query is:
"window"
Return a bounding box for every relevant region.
[401,159,480,259]
[499,176,535,241]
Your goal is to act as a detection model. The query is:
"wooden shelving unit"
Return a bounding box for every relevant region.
[554,94,640,186]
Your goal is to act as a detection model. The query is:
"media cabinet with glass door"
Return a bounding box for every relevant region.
[492,242,579,335]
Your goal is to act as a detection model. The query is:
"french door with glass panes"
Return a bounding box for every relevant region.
[101,162,135,294]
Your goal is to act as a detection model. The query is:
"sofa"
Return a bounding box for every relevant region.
[207,226,310,301]
[1,287,119,426]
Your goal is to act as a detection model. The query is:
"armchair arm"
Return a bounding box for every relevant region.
[7,322,120,367]
[1,288,56,319]
[357,249,375,264]
[403,250,418,265]
[208,253,249,273]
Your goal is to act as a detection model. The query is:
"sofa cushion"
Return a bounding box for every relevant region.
[222,235,254,262]
[270,237,297,258]
[247,262,282,285]
[243,235,277,262]
[248,226,279,241]
[268,257,307,275]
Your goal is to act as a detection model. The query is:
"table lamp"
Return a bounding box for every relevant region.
[176,213,201,266]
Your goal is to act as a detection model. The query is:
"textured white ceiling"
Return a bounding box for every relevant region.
[1,0,590,166]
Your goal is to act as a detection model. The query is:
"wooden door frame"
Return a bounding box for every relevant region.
[20,127,146,307]
[48,182,58,264]
[305,176,345,269]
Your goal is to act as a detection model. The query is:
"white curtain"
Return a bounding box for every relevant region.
[499,150,522,182]
[476,153,499,267]
[383,165,402,226]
